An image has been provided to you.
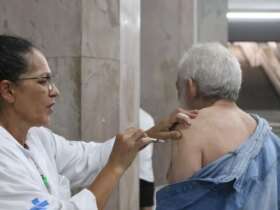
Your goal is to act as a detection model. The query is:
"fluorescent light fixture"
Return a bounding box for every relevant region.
[227,12,280,20]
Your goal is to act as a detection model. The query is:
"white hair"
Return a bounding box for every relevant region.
[177,43,242,101]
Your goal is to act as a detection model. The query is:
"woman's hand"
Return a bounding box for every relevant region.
[146,108,198,140]
[90,128,153,210]
[107,128,153,175]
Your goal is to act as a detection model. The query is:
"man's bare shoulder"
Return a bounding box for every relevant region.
[178,108,216,145]
[178,105,257,167]
[167,110,212,183]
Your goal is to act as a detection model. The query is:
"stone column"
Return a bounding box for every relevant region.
[196,0,228,44]
[141,0,228,185]
[119,0,140,209]
[81,0,140,210]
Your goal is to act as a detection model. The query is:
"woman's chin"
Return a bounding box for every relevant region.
[31,117,50,127]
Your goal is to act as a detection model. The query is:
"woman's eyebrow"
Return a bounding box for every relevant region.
[37,72,52,77]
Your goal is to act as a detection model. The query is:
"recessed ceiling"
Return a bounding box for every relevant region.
[228,0,280,42]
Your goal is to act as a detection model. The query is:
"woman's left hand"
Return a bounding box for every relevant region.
[146,108,198,140]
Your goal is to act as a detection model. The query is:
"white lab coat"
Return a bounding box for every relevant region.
[0,126,114,210]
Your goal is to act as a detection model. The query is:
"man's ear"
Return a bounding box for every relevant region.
[185,79,198,100]
[0,80,16,103]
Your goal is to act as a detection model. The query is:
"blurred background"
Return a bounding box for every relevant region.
[0,0,279,209]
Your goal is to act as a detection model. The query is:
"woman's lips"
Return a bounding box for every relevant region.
[47,103,55,112]
[47,102,55,108]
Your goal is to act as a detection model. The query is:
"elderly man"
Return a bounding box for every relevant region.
[156,43,280,210]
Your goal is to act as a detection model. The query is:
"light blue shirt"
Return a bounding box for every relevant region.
[156,115,280,210]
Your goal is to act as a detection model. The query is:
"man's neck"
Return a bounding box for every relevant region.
[212,100,237,108]
[191,98,236,110]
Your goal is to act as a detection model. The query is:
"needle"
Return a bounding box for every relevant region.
[143,137,165,143]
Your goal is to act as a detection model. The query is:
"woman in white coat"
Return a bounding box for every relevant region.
[0,35,196,210]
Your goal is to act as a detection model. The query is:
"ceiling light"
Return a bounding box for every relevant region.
[227,12,280,20]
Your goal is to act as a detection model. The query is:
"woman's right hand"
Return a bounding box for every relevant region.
[90,128,152,210]
[107,128,152,176]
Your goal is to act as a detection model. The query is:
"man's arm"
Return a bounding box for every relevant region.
[167,123,203,183]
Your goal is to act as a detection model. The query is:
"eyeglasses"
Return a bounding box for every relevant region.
[17,75,55,93]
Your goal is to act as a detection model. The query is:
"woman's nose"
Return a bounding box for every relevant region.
[49,83,60,97]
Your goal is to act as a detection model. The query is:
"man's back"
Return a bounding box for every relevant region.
[168,101,257,183]
[157,112,280,210]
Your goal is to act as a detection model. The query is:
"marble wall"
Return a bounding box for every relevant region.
[81,2,121,209]
[197,0,228,44]
[81,0,120,141]
[81,0,140,209]
[0,0,82,139]
[141,0,182,186]
[119,1,141,209]
[141,0,228,185]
